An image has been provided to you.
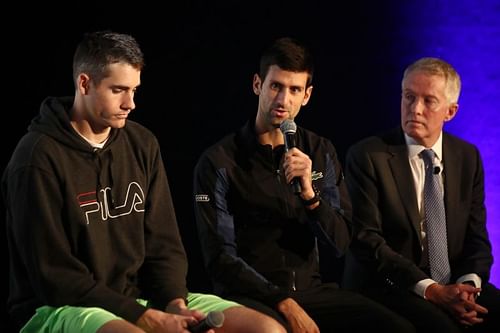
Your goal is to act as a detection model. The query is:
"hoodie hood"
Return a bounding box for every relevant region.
[30,96,119,207]
[29,96,118,154]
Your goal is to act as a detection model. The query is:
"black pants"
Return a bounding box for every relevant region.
[227,283,416,333]
[357,282,500,333]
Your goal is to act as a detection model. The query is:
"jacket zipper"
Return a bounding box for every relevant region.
[276,149,296,291]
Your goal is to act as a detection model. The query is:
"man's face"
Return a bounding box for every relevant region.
[253,65,312,131]
[401,70,457,147]
[84,62,141,131]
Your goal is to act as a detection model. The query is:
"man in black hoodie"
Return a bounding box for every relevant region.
[2,31,285,333]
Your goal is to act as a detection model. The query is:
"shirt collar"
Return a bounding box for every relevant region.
[404,132,443,162]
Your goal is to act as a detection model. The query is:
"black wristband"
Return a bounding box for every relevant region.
[301,185,321,206]
[301,194,320,206]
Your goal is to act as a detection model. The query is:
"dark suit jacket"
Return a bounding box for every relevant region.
[343,127,493,290]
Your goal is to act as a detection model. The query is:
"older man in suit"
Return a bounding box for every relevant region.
[343,57,500,332]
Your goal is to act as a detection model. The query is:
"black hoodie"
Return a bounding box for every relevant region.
[2,96,188,327]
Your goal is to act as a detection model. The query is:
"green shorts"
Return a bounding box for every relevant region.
[20,292,240,333]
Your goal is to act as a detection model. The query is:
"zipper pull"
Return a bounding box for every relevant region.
[276,169,281,183]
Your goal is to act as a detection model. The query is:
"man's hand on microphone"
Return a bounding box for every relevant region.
[136,308,202,333]
[136,298,217,333]
[283,148,312,192]
[161,298,215,332]
[283,148,318,208]
[166,298,208,325]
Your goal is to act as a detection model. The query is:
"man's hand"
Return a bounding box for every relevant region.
[166,298,204,319]
[283,148,319,209]
[165,298,213,332]
[136,308,209,333]
[425,283,488,326]
[277,297,320,333]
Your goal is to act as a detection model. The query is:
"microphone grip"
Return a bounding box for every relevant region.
[188,320,212,333]
[292,178,302,194]
[284,133,302,194]
[188,311,224,332]
[283,133,296,151]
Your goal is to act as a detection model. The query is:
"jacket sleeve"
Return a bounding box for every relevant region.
[193,154,289,306]
[452,145,493,282]
[304,142,352,258]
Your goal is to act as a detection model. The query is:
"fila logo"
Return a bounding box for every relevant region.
[77,181,145,224]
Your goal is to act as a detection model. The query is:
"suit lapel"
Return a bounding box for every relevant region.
[387,132,422,241]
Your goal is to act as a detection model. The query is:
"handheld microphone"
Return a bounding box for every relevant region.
[188,311,224,332]
[280,119,302,194]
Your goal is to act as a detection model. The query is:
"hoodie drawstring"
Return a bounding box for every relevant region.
[94,149,116,210]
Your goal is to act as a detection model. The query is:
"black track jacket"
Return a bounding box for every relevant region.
[193,120,352,306]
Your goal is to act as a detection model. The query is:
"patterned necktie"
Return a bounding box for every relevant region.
[421,149,451,284]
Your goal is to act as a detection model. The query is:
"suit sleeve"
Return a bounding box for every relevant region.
[452,145,493,281]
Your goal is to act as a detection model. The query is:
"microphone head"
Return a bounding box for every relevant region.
[280,119,297,135]
[205,311,224,328]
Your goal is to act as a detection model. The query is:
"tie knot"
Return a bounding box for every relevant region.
[421,149,435,167]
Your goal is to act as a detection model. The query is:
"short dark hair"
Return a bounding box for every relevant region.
[72,31,144,85]
[259,37,314,87]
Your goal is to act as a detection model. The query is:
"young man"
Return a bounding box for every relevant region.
[343,57,500,332]
[2,31,284,333]
[193,37,415,333]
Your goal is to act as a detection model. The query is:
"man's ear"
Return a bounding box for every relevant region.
[77,73,91,95]
[252,73,262,95]
[302,85,313,106]
[444,103,458,122]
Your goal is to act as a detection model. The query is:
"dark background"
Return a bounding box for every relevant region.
[2,1,409,330]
